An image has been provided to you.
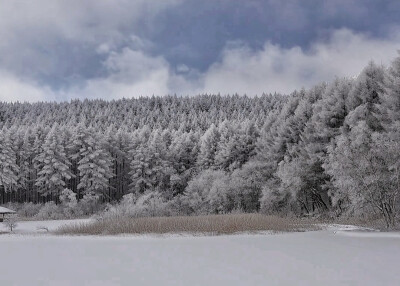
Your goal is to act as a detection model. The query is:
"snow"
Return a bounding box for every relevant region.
[0,221,400,286]
[0,206,15,214]
[335,230,400,238]
[0,219,91,234]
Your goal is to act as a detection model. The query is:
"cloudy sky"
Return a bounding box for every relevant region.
[1,0,400,102]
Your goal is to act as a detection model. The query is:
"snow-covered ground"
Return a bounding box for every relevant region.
[0,218,91,234]
[0,220,399,286]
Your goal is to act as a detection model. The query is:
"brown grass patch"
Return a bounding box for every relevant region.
[55,214,320,236]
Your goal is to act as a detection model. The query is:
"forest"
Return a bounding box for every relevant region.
[1,55,400,228]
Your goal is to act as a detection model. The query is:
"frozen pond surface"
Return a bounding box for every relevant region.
[0,220,399,286]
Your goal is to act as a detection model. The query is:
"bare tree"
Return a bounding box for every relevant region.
[4,215,18,232]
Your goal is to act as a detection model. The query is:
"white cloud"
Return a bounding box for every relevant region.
[0,1,400,102]
[59,48,199,100]
[0,71,54,102]
[69,28,400,99]
[200,29,400,95]
[64,49,172,100]
[0,0,182,82]
[177,64,190,73]
[1,28,400,102]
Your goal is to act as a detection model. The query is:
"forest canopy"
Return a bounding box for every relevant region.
[1,54,400,228]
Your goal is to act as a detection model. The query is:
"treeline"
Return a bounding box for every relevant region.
[1,55,400,227]
[0,94,284,132]
[0,94,281,203]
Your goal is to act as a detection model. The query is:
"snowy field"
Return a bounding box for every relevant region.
[0,219,91,234]
[0,220,400,286]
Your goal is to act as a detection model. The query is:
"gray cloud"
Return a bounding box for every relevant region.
[2,28,399,102]
[0,0,181,89]
[0,1,400,102]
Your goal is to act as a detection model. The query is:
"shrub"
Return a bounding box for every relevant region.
[35,202,65,220]
[98,192,171,220]
[3,202,42,218]
[59,189,77,209]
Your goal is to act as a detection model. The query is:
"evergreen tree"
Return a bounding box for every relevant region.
[70,125,112,199]
[35,124,73,198]
[197,124,220,170]
[0,129,19,196]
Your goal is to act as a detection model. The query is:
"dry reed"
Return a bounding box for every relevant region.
[55,213,319,235]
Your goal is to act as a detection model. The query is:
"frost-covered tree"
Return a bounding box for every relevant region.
[35,125,73,198]
[104,127,131,200]
[59,188,78,209]
[4,215,18,232]
[18,128,37,201]
[228,161,272,212]
[197,124,220,170]
[345,62,385,131]
[168,130,199,195]
[181,169,229,215]
[1,56,400,228]
[0,129,19,196]
[129,144,153,195]
[215,121,258,171]
[70,125,112,199]
[325,63,396,226]
[326,123,399,227]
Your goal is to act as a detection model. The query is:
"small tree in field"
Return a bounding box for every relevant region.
[4,215,18,232]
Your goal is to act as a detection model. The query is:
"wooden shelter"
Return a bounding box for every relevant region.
[0,207,16,222]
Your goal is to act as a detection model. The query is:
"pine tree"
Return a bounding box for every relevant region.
[197,124,220,170]
[19,128,36,200]
[129,142,153,195]
[345,62,385,131]
[70,125,112,199]
[35,124,73,198]
[381,53,400,130]
[169,130,199,195]
[215,121,235,170]
[32,126,48,203]
[0,128,19,197]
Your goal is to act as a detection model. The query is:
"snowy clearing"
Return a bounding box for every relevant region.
[0,219,91,234]
[0,220,399,286]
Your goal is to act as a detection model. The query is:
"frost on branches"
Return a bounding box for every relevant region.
[1,54,400,227]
